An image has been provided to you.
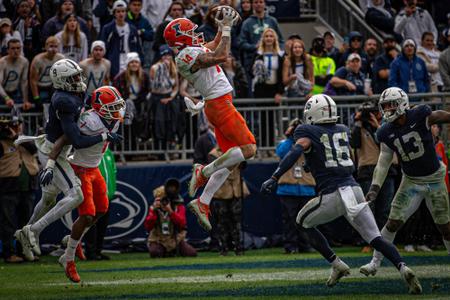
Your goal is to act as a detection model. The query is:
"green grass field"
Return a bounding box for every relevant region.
[1,247,449,300]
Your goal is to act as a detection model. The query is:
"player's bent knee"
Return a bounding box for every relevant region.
[386,219,403,232]
[68,187,84,207]
[240,144,256,159]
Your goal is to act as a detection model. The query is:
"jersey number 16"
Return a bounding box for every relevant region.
[320,132,353,168]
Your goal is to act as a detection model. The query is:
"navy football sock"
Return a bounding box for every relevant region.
[304,228,336,263]
[370,236,404,270]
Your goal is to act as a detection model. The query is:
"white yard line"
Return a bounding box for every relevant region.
[46,265,450,286]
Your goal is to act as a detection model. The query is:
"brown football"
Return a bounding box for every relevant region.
[212,5,242,25]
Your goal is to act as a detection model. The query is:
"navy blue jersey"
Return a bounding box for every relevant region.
[45,90,103,149]
[376,105,439,177]
[46,90,84,143]
[294,123,357,194]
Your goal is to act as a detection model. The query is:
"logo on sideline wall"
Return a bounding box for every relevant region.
[61,180,148,240]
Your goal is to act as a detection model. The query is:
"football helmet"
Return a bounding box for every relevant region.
[91,86,125,120]
[303,94,339,125]
[379,87,409,122]
[164,18,204,50]
[50,59,86,93]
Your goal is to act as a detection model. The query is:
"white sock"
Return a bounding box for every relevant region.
[373,226,397,265]
[27,192,57,225]
[65,237,79,262]
[443,239,450,255]
[202,147,245,178]
[199,168,231,205]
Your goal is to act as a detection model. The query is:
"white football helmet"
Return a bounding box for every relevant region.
[378,87,409,122]
[50,59,87,93]
[303,94,339,125]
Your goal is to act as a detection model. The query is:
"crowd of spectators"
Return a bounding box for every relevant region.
[0,0,447,157]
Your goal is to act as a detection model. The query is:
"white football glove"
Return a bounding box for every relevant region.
[184,97,205,116]
[215,6,240,31]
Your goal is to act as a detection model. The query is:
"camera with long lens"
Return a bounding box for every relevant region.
[158,178,180,209]
[358,101,379,123]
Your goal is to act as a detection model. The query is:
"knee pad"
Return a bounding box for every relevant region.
[67,187,84,207]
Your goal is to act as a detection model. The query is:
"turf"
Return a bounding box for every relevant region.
[1,247,449,300]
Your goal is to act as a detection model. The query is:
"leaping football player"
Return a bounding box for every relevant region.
[14,60,122,261]
[360,87,450,276]
[163,6,256,231]
[46,86,124,283]
[260,94,422,294]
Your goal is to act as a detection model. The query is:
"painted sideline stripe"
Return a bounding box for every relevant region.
[46,264,450,286]
[59,255,450,274]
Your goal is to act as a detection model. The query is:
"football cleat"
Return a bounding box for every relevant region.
[59,254,81,283]
[187,198,212,231]
[400,265,422,294]
[359,261,379,276]
[32,234,41,256]
[188,164,208,197]
[326,258,350,287]
[14,227,35,261]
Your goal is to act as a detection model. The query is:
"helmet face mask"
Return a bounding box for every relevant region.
[379,87,409,122]
[92,86,126,121]
[303,94,339,125]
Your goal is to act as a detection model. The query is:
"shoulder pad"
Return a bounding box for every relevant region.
[53,92,80,115]
[293,124,311,141]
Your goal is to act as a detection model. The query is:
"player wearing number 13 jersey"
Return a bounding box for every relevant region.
[164,12,256,232]
[260,94,421,294]
[360,87,450,277]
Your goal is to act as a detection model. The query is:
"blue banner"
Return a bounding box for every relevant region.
[39,162,282,245]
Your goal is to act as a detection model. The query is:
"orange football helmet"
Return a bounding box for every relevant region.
[164,18,204,50]
[91,86,125,120]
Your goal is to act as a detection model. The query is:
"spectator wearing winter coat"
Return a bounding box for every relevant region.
[389,39,430,93]
[394,0,437,46]
[93,0,114,29]
[41,0,89,45]
[330,53,370,96]
[338,31,369,74]
[126,0,153,45]
[365,0,399,40]
[372,35,399,93]
[99,0,143,78]
[416,32,442,92]
[239,0,284,88]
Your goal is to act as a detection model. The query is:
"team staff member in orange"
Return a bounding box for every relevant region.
[164,7,256,231]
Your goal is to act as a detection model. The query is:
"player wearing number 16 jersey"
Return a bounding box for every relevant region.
[360,87,450,277]
[260,94,421,294]
[164,9,256,232]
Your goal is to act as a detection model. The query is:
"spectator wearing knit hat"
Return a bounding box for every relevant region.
[41,0,90,45]
[389,39,429,93]
[99,0,143,78]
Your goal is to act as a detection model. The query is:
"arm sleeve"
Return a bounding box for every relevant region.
[272,143,304,180]
[371,143,394,187]
[143,208,158,232]
[394,12,408,35]
[169,205,187,229]
[59,112,103,149]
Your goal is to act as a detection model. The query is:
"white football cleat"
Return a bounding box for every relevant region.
[359,260,379,276]
[14,227,35,261]
[400,265,422,294]
[326,258,350,287]
[22,225,39,253]
[32,234,41,256]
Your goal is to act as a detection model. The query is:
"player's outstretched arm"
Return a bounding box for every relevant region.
[427,110,450,126]
[59,112,105,149]
[261,138,311,194]
[367,143,394,202]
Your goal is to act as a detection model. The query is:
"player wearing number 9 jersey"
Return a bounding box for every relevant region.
[164,12,256,232]
[360,87,450,278]
[261,94,422,294]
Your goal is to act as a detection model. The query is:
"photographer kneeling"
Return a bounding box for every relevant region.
[144,178,197,258]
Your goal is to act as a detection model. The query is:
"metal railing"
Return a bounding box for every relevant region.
[1,93,448,162]
[318,0,385,44]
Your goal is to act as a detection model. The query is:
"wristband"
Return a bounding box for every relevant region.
[4,95,10,101]
[222,26,231,37]
[33,95,40,100]
[46,159,55,169]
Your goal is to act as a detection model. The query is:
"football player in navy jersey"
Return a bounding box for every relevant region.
[261,94,421,294]
[14,59,122,261]
[360,87,450,276]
